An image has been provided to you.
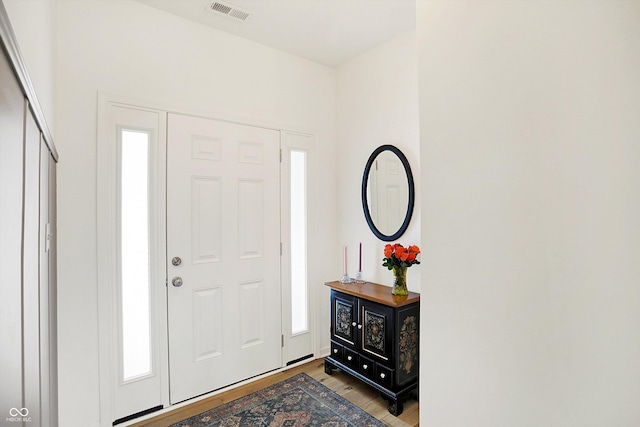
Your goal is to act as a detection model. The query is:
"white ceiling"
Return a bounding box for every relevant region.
[134,0,416,68]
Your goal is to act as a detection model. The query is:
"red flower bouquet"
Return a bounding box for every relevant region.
[382,244,421,269]
[382,244,420,296]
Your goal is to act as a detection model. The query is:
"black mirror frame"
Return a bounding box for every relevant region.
[361,144,415,242]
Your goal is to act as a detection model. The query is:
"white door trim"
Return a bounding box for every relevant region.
[96,92,316,136]
[97,94,169,425]
[280,131,316,365]
[96,92,316,426]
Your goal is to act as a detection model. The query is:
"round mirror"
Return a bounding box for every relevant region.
[361,145,415,241]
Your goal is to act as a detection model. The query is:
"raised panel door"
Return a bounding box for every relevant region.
[167,114,281,404]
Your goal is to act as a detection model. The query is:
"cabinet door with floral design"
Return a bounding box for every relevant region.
[396,304,419,385]
[360,300,393,362]
[331,291,357,347]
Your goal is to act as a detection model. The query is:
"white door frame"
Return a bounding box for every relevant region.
[96,93,316,426]
[280,131,316,365]
[96,95,169,424]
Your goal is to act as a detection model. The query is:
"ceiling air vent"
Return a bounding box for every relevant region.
[207,1,252,22]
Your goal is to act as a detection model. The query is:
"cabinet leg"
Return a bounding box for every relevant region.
[324,360,334,375]
[387,399,404,416]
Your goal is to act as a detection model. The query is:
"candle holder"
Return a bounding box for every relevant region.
[340,245,352,283]
[355,270,364,283]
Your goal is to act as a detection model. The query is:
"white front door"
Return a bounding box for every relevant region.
[166,113,282,403]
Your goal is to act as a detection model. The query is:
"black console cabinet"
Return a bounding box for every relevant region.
[324,281,419,416]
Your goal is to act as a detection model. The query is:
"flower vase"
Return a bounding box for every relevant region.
[391,266,408,296]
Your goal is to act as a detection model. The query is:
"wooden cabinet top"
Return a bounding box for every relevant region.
[325,280,420,308]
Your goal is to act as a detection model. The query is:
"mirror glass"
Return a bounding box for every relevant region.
[361,145,414,241]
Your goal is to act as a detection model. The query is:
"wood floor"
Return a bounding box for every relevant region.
[130,358,419,427]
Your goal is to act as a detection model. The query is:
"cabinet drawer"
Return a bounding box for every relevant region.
[358,355,375,380]
[375,364,394,389]
[330,341,344,362]
[343,348,359,369]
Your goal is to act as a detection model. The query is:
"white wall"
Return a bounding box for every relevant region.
[336,30,420,290]
[54,1,337,426]
[3,0,56,135]
[418,1,640,426]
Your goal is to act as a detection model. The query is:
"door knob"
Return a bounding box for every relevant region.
[172,276,183,287]
[172,256,182,266]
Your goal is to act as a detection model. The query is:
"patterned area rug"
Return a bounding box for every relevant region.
[170,373,386,427]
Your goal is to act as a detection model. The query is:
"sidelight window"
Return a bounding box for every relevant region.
[290,150,308,335]
[118,129,152,381]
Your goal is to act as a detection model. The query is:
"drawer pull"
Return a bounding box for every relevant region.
[358,324,362,329]
[363,364,368,370]
[333,348,338,354]
[380,373,386,379]
[347,355,353,361]
[352,322,357,327]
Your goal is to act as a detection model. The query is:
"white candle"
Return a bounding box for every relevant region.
[343,246,347,275]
